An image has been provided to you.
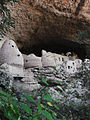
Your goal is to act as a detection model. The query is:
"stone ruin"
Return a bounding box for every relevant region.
[41,50,69,67]
[0,40,90,92]
[0,39,88,76]
[0,40,24,76]
[0,40,42,92]
[0,39,90,109]
[24,54,42,69]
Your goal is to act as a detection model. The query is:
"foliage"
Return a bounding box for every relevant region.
[0,0,21,36]
[0,88,21,120]
[0,78,90,120]
[0,86,67,120]
[41,77,49,86]
[0,67,90,120]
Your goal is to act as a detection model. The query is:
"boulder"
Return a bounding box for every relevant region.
[13,81,41,93]
[1,63,24,77]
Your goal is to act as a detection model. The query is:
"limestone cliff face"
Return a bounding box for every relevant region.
[8,0,90,58]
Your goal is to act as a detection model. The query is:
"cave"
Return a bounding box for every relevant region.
[9,0,90,60]
[20,36,86,60]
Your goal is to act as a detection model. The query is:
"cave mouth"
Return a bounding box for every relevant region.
[21,38,86,60]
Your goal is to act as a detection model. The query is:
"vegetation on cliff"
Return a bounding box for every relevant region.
[0,0,21,36]
[0,66,90,120]
[0,1,90,120]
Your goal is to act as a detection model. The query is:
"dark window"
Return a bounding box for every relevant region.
[73,62,74,65]
[12,45,14,47]
[78,61,80,63]
[68,66,70,69]
[59,57,61,61]
[62,58,64,61]
[17,54,20,57]
[26,60,28,62]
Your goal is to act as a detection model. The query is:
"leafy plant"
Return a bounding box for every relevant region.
[42,93,53,102]
[41,77,49,86]
[0,84,90,120]
[0,88,21,120]
[0,68,90,120]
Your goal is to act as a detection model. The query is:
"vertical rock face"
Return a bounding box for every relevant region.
[7,0,90,58]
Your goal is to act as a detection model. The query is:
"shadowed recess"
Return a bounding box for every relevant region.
[20,37,86,60]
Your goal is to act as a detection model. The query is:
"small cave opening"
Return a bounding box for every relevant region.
[21,37,86,60]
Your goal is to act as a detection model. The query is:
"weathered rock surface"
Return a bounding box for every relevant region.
[0,68,13,89]
[0,63,24,77]
[7,0,90,58]
[30,63,90,106]
[0,64,41,92]
[0,61,90,106]
[0,57,90,119]
[0,62,90,119]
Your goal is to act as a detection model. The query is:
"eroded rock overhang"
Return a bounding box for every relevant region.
[8,0,90,58]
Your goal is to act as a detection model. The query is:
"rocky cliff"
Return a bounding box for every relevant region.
[7,0,90,58]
